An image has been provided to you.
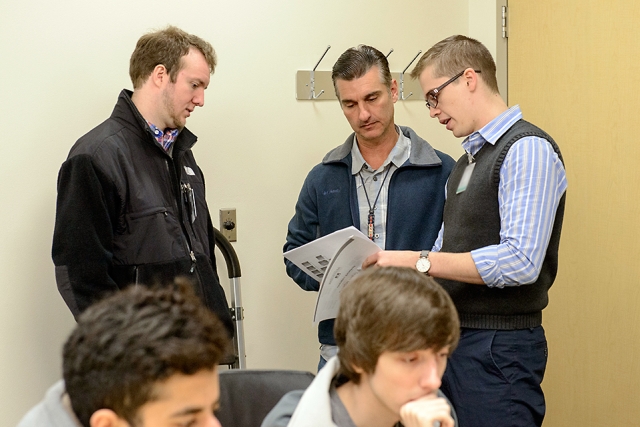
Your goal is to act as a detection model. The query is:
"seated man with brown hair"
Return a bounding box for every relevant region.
[262,267,460,427]
[17,279,229,427]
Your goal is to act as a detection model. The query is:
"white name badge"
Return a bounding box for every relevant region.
[456,162,476,194]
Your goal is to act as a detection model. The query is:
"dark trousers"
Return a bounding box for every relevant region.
[441,327,548,427]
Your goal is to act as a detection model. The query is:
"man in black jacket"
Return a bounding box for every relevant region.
[52,26,233,335]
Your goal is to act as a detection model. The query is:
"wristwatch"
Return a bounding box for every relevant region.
[416,250,431,275]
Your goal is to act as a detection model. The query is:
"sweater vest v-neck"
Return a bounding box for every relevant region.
[438,120,566,330]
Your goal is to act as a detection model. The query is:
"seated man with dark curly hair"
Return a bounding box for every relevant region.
[262,267,460,427]
[17,279,229,427]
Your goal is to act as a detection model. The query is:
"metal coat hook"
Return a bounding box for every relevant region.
[400,50,422,100]
[309,45,331,99]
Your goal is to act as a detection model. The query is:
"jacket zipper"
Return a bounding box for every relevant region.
[167,159,197,274]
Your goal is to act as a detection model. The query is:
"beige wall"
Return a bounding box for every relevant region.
[0,0,512,424]
[509,1,640,425]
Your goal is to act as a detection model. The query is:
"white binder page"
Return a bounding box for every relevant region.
[313,235,380,324]
[284,226,366,282]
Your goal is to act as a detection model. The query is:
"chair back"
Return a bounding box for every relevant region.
[216,369,315,427]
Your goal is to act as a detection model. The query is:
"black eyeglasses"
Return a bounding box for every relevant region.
[425,69,481,109]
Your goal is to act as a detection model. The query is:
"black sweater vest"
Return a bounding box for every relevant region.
[438,119,565,329]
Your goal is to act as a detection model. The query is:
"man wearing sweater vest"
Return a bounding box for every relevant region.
[363,35,567,427]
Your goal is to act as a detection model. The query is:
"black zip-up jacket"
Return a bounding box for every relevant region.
[52,90,233,336]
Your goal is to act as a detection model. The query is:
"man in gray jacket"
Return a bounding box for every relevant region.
[263,267,460,427]
[17,280,229,427]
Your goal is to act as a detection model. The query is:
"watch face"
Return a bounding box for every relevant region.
[416,257,431,273]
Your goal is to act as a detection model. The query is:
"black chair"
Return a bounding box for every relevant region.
[216,369,315,427]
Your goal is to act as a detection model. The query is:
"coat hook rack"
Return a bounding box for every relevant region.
[296,48,423,101]
[400,50,422,100]
[309,45,331,99]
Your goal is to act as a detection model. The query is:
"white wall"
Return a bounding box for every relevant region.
[469,0,508,99]
[0,0,500,424]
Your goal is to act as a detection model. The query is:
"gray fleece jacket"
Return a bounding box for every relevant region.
[17,381,81,427]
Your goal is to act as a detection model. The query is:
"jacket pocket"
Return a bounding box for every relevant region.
[128,206,168,220]
[116,206,181,264]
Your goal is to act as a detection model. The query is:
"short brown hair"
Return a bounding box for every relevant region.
[334,267,459,384]
[331,45,392,99]
[410,35,499,93]
[63,278,229,427]
[129,25,217,89]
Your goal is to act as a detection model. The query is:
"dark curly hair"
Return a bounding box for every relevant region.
[62,278,229,427]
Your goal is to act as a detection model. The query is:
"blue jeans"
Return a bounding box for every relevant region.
[441,327,548,427]
[318,344,338,372]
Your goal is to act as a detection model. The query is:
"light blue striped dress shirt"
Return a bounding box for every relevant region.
[432,105,568,288]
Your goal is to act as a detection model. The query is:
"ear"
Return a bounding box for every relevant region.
[389,79,399,103]
[463,68,479,91]
[353,363,366,374]
[150,64,169,88]
[89,409,130,427]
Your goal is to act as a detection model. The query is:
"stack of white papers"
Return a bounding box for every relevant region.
[284,226,381,323]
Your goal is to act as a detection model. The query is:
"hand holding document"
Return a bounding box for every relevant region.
[284,226,380,323]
